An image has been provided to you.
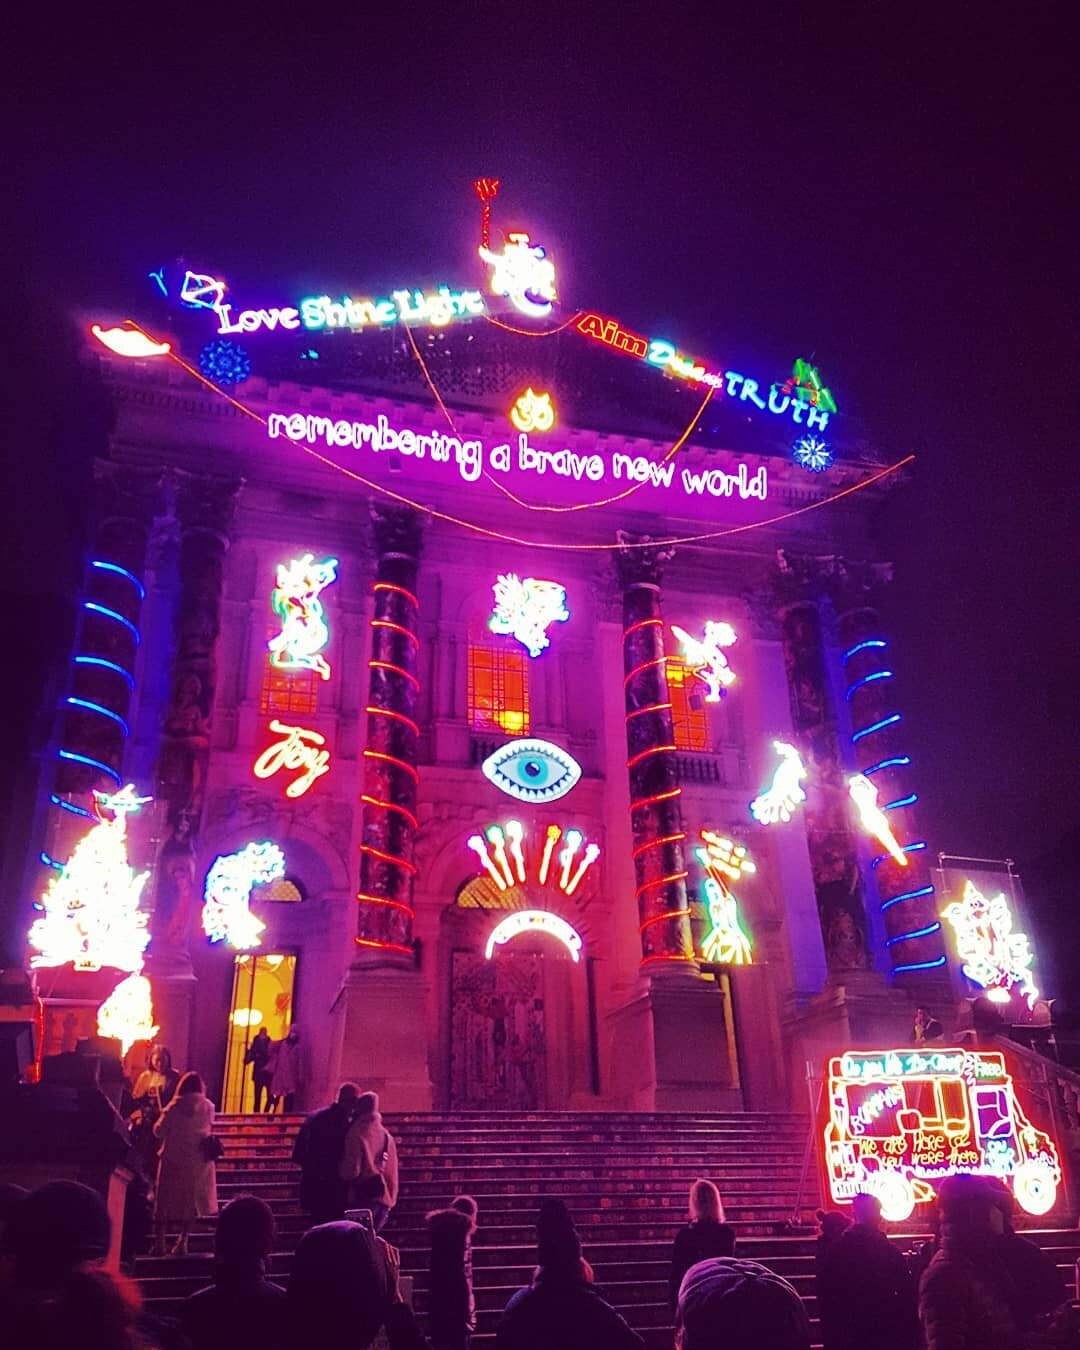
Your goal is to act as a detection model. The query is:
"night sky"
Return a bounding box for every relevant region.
[5,11,1076,988]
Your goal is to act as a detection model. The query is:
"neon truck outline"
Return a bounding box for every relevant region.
[823,1047,1061,1222]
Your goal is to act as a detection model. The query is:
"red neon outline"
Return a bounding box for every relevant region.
[641,952,696,967]
[639,907,693,932]
[629,786,682,813]
[625,701,674,721]
[356,892,416,917]
[626,743,678,769]
[371,619,420,647]
[632,832,686,859]
[365,705,420,736]
[373,581,419,609]
[358,844,418,875]
[363,749,420,783]
[368,660,420,690]
[635,871,689,899]
[623,655,670,687]
[354,936,414,956]
[360,795,419,830]
[623,617,663,638]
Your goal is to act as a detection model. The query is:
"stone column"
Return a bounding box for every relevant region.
[355,505,423,964]
[614,536,696,972]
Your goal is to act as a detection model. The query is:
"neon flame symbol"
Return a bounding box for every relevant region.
[848,774,909,867]
[468,820,599,897]
[468,834,507,890]
[91,326,171,358]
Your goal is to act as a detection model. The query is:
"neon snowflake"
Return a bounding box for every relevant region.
[479,232,557,318]
[202,841,286,949]
[792,435,834,472]
[671,621,737,701]
[489,573,569,657]
[942,880,1038,1008]
[268,554,339,680]
[199,338,252,387]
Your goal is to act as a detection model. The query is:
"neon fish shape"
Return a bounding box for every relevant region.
[97,973,159,1056]
[943,880,1038,1008]
[671,621,737,702]
[268,554,339,681]
[479,232,557,318]
[750,741,808,825]
[489,573,569,657]
[848,773,909,867]
[202,841,286,949]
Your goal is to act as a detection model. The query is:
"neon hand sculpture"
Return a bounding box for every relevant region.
[848,773,909,867]
[750,741,808,824]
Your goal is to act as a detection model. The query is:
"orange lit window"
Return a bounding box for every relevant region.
[259,630,319,718]
[468,642,530,735]
[668,659,710,752]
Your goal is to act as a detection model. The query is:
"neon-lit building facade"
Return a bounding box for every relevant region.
[7,246,971,1113]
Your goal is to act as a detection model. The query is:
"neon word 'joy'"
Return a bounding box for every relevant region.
[253,720,331,798]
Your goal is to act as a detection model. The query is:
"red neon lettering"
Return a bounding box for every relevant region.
[575,312,649,361]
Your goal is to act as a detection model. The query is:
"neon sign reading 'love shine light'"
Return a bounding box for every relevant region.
[215,286,486,336]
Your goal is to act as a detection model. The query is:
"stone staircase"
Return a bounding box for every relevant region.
[136,1111,1080,1348]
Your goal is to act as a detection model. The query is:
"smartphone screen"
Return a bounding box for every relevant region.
[344,1208,374,1230]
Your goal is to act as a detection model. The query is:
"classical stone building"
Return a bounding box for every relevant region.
[12,300,950,1113]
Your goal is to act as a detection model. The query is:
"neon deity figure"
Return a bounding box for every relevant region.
[97,973,159,1056]
[479,232,557,318]
[485,910,583,962]
[481,739,582,803]
[942,880,1038,1008]
[671,621,737,702]
[848,773,909,867]
[823,1048,1061,1222]
[750,741,808,825]
[466,820,600,898]
[489,574,569,658]
[268,554,339,681]
[90,326,171,359]
[510,387,556,433]
[202,842,286,949]
[29,784,152,973]
[695,830,755,965]
[253,720,331,798]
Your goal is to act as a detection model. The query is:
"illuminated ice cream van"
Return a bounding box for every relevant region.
[823,1048,1061,1222]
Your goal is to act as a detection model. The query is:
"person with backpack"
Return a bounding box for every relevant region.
[341,1091,399,1232]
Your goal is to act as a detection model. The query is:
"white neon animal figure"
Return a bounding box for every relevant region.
[268,554,339,681]
[202,842,286,949]
[671,621,737,702]
[489,573,569,657]
[848,774,909,867]
[750,741,809,825]
[700,877,753,965]
[479,232,557,318]
[943,880,1038,1008]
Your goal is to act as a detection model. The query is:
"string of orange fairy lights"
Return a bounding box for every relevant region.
[123,320,915,554]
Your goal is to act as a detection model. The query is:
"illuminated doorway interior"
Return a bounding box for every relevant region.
[222,952,297,1112]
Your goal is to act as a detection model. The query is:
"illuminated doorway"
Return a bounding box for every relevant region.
[222,952,297,1112]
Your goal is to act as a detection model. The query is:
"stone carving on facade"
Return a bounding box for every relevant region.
[370,501,426,559]
[613,532,675,589]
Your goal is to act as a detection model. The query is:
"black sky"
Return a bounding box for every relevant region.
[4,7,1076,954]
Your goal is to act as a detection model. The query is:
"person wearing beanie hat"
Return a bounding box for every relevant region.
[496,1198,643,1350]
[675,1257,811,1350]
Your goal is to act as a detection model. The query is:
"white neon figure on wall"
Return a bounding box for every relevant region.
[485,910,583,962]
[29,784,152,973]
[848,774,909,867]
[268,554,339,681]
[695,830,755,965]
[750,741,808,825]
[942,880,1038,1008]
[97,973,159,1056]
[479,232,557,318]
[202,842,286,949]
[489,573,569,658]
[91,326,171,359]
[671,622,737,702]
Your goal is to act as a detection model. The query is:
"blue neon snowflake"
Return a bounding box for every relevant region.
[199,339,252,387]
[792,435,834,472]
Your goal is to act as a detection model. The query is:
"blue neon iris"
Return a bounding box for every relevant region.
[893,955,947,974]
[851,713,901,743]
[872,841,927,868]
[83,602,140,643]
[845,670,894,700]
[863,756,912,775]
[91,559,146,600]
[65,697,130,737]
[57,749,121,783]
[886,922,942,946]
[882,793,918,811]
[49,793,94,819]
[881,884,936,911]
[73,655,135,689]
[841,639,888,664]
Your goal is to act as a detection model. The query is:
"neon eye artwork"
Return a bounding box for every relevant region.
[481,739,582,803]
[202,841,287,949]
[671,621,737,702]
[478,232,557,318]
[268,554,339,681]
[489,573,569,658]
[750,740,808,825]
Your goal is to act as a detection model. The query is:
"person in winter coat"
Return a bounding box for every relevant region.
[244,1028,274,1112]
[341,1090,400,1232]
[426,1195,478,1350]
[268,1025,308,1113]
[496,1198,644,1350]
[918,1174,1022,1350]
[675,1257,811,1350]
[817,1192,917,1350]
[987,1182,1068,1334]
[181,1195,287,1350]
[128,1044,181,1178]
[669,1179,736,1310]
[293,1082,360,1223]
[152,1071,218,1256]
